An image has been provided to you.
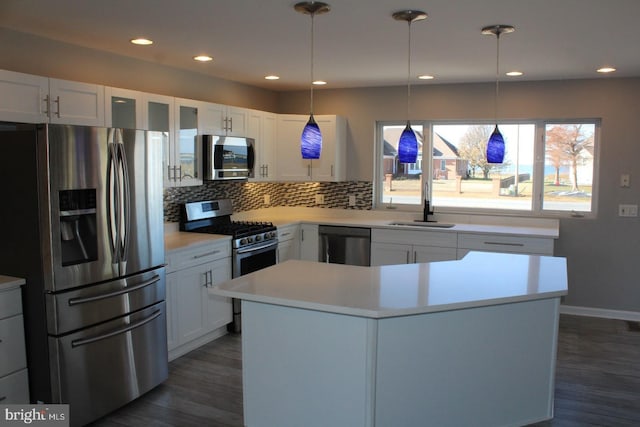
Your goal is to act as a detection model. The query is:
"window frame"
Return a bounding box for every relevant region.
[374,118,601,218]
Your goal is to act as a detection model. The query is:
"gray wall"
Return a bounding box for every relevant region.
[2,28,639,314]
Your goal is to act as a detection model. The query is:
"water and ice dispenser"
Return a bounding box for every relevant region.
[59,189,98,266]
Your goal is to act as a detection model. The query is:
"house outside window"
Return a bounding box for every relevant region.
[376,120,599,216]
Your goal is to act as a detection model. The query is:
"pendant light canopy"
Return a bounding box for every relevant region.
[482,24,514,164]
[295,1,330,160]
[393,10,427,164]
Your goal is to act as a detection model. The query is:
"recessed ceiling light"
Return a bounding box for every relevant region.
[597,67,616,73]
[193,55,213,62]
[506,71,523,76]
[265,75,280,80]
[130,38,153,46]
[418,74,434,80]
[313,80,327,85]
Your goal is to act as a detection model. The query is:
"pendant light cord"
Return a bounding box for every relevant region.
[309,10,315,115]
[406,20,412,124]
[494,31,500,125]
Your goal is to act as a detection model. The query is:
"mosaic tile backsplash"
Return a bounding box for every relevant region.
[164,181,373,222]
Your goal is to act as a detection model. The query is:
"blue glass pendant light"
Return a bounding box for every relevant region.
[482,24,515,164]
[393,10,427,164]
[296,2,330,160]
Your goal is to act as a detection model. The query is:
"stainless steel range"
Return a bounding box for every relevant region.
[180,199,278,332]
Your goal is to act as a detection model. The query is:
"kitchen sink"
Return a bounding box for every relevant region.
[388,221,455,229]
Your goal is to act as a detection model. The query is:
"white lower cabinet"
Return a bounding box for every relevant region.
[277,224,300,263]
[300,224,320,261]
[457,233,555,258]
[166,240,232,361]
[0,285,29,403]
[371,228,458,266]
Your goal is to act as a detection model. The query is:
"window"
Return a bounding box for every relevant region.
[376,120,599,216]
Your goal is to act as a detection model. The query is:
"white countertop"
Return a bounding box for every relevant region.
[231,207,559,239]
[0,275,26,292]
[211,251,568,319]
[164,226,231,252]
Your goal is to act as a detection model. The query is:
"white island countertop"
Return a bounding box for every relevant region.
[212,251,567,318]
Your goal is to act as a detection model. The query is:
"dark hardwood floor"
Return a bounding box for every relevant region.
[91,314,640,427]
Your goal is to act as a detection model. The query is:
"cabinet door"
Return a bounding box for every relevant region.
[276,114,312,181]
[413,245,458,263]
[49,78,105,126]
[144,93,175,187]
[165,272,178,352]
[278,239,298,263]
[248,110,277,181]
[300,224,319,261]
[0,70,49,123]
[226,106,249,136]
[175,263,208,345]
[198,101,226,134]
[312,115,346,182]
[105,87,144,129]
[204,257,232,331]
[174,99,202,186]
[371,242,411,266]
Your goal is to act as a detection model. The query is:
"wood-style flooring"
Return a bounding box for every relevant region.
[91,314,640,427]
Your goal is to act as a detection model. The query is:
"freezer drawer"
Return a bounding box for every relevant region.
[46,267,165,335]
[49,302,168,427]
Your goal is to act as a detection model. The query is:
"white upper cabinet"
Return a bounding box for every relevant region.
[198,102,249,136]
[276,114,346,182]
[172,98,203,186]
[143,93,176,187]
[0,70,49,123]
[105,87,144,129]
[248,109,277,181]
[0,70,104,126]
[48,78,104,126]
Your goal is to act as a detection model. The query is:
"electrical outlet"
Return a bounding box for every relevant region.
[348,195,357,207]
[315,194,325,204]
[618,204,638,217]
[621,174,631,188]
[264,194,271,205]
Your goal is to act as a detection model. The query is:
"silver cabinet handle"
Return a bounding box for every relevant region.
[307,164,311,177]
[193,250,221,259]
[54,95,60,118]
[483,241,525,247]
[406,251,411,264]
[0,396,6,402]
[43,94,50,116]
[413,251,417,263]
[265,164,269,177]
[69,274,161,305]
[331,164,334,177]
[280,232,291,237]
[228,117,233,132]
[71,309,162,348]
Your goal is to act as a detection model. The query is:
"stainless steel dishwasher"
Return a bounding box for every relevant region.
[318,225,371,266]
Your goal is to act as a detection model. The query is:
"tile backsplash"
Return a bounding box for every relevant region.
[164,181,373,222]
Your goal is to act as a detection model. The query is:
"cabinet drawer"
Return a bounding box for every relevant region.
[372,228,457,248]
[277,224,299,242]
[0,368,29,404]
[166,241,231,272]
[457,233,554,255]
[0,286,22,320]
[0,314,27,377]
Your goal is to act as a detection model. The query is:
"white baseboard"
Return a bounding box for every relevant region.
[560,304,640,322]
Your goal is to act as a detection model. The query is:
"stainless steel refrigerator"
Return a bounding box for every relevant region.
[0,123,167,426]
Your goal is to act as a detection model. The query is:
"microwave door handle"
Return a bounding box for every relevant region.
[248,144,255,171]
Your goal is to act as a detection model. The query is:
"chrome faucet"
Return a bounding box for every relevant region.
[423,180,433,222]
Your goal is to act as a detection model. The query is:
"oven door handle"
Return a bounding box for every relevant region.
[235,241,278,255]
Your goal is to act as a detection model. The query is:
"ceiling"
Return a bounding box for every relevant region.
[1,0,639,91]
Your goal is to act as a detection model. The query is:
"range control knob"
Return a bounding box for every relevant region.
[247,237,254,244]
[240,238,248,246]
[255,234,263,242]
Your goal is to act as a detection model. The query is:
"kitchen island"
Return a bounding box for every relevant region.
[211,252,568,427]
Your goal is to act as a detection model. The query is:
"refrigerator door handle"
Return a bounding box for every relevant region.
[115,130,131,265]
[71,309,162,348]
[106,138,121,265]
[68,274,161,306]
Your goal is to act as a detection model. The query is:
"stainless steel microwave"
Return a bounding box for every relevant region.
[201,135,255,180]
